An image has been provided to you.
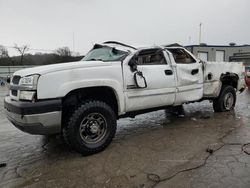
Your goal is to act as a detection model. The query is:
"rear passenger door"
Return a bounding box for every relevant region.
[167,48,203,104]
[123,48,177,112]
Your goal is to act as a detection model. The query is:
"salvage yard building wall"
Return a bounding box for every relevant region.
[185,44,250,67]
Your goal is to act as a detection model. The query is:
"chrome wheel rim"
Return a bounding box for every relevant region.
[224,93,234,110]
[79,113,107,144]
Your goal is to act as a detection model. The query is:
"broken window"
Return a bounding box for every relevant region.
[136,49,167,65]
[167,48,196,64]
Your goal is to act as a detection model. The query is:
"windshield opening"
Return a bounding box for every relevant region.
[82,46,128,62]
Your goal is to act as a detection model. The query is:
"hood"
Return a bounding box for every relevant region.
[14,61,113,77]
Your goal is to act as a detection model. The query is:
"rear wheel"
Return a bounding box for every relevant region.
[63,100,117,155]
[213,85,236,112]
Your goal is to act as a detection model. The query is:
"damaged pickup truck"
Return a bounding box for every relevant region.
[4,41,245,155]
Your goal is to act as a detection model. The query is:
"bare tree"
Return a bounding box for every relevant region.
[0,45,15,65]
[55,47,71,57]
[0,45,9,58]
[73,51,80,56]
[13,44,29,65]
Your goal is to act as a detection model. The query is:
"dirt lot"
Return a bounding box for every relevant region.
[1,86,250,188]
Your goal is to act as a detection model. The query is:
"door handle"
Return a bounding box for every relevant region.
[165,70,173,75]
[191,69,199,75]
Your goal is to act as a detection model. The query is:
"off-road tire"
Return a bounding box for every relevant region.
[63,100,117,155]
[213,85,236,112]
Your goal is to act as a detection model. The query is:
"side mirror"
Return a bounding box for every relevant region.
[134,71,147,88]
[128,58,138,72]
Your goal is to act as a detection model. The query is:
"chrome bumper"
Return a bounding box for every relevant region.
[4,96,62,135]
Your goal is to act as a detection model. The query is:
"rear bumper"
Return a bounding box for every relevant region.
[4,96,62,135]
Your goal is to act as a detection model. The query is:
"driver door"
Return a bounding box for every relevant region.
[123,49,177,112]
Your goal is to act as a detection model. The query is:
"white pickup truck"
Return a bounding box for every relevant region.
[4,41,245,155]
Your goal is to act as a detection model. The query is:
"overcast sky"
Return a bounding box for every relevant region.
[0,0,249,55]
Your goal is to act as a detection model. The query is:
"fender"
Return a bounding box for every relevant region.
[60,79,124,114]
[38,78,125,115]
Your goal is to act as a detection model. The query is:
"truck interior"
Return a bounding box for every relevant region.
[167,48,196,64]
[136,49,166,65]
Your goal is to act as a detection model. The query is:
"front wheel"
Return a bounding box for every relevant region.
[63,100,117,155]
[213,85,236,112]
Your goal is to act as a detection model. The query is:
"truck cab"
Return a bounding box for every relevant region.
[123,46,204,112]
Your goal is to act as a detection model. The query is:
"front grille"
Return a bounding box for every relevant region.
[11,90,18,96]
[12,76,21,85]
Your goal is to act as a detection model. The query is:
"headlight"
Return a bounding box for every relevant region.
[19,74,40,89]
[19,91,36,101]
[20,76,34,85]
[18,74,39,101]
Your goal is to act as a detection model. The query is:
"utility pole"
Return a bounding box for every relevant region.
[188,36,191,44]
[199,23,202,45]
[72,32,75,56]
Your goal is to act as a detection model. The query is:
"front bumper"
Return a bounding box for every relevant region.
[4,96,62,135]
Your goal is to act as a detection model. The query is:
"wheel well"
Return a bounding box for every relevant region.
[220,73,239,89]
[62,86,119,126]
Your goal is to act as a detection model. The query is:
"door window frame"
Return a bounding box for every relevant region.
[131,48,168,66]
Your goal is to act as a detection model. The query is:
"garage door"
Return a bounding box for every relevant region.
[198,52,208,61]
[216,51,225,62]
